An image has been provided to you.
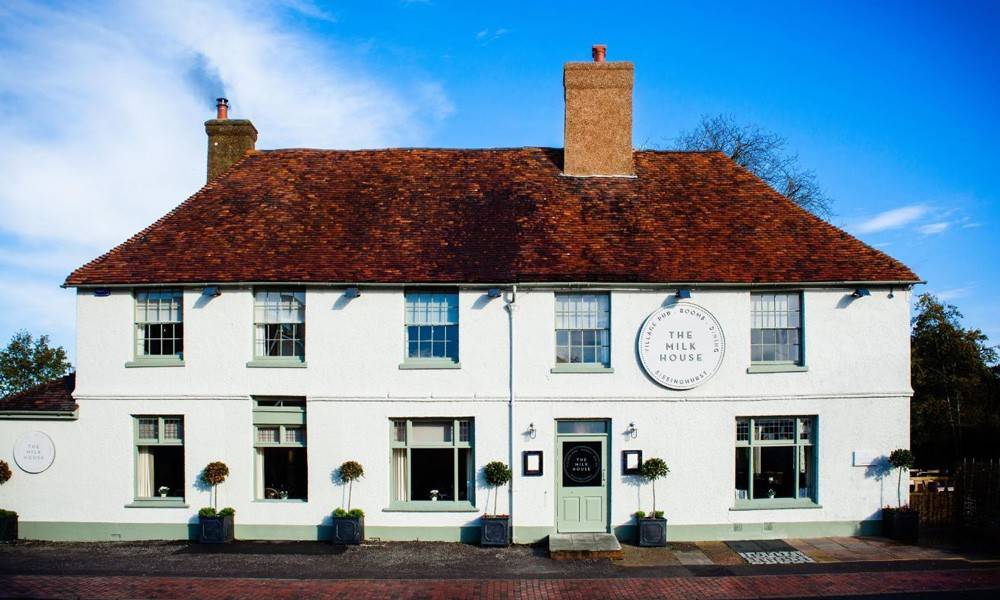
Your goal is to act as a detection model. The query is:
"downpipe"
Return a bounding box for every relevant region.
[504,284,518,542]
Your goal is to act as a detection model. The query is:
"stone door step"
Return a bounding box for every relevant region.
[549,533,623,560]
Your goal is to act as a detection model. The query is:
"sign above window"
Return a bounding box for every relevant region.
[637,303,726,390]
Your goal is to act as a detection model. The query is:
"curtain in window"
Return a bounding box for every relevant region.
[255,449,265,499]
[392,449,408,502]
[137,447,154,497]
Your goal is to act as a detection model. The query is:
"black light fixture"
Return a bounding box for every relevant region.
[93,288,111,297]
[345,287,361,299]
[487,288,503,298]
[527,422,537,439]
[676,288,692,299]
[202,286,221,297]
[626,422,638,439]
[852,288,871,298]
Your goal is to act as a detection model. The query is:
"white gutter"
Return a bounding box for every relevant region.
[504,284,518,542]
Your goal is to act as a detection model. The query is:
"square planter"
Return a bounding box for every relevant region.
[199,514,234,544]
[481,515,511,547]
[331,516,364,545]
[0,514,17,543]
[638,518,668,547]
[882,508,919,544]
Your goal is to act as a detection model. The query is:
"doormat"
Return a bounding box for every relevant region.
[725,540,815,565]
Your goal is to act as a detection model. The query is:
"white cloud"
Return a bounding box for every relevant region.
[934,286,973,301]
[475,28,509,44]
[0,0,450,349]
[854,205,930,234]
[918,222,949,235]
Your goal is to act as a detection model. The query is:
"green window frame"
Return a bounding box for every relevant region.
[750,292,804,365]
[403,291,460,367]
[252,289,306,364]
[133,415,185,504]
[388,418,476,511]
[734,416,818,509]
[133,289,184,364]
[553,293,611,372]
[253,398,307,501]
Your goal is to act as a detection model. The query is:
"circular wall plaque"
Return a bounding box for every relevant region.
[13,431,56,474]
[638,302,726,390]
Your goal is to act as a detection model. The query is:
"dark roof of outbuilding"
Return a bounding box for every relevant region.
[0,373,77,414]
[65,148,918,286]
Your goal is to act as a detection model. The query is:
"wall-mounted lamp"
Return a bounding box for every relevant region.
[93,288,111,297]
[676,288,692,299]
[202,286,221,297]
[345,287,361,299]
[888,287,895,299]
[626,422,638,439]
[488,288,503,298]
[527,422,537,439]
[852,288,871,298]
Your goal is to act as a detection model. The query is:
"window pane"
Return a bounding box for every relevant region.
[754,417,795,441]
[799,417,813,442]
[163,418,183,441]
[410,448,455,500]
[556,420,607,434]
[799,445,814,500]
[458,420,470,442]
[284,427,305,444]
[257,427,279,444]
[411,421,453,444]
[458,448,472,501]
[750,292,802,363]
[146,446,184,498]
[405,292,458,326]
[138,418,158,440]
[735,447,749,500]
[260,447,308,500]
[752,446,795,499]
[393,420,407,443]
[736,418,749,442]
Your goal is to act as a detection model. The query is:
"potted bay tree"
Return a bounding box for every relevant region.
[0,460,16,543]
[198,461,235,544]
[882,448,918,543]
[637,457,669,547]
[481,460,513,547]
[331,460,365,544]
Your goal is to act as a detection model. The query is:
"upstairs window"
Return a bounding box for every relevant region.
[555,293,610,366]
[135,289,183,359]
[134,415,184,502]
[254,289,305,361]
[751,293,802,364]
[404,292,459,364]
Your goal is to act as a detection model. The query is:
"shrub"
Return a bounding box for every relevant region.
[218,507,235,517]
[483,461,513,517]
[201,461,229,510]
[888,448,915,507]
[338,461,364,512]
[653,510,664,519]
[198,507,217,518]
[639,457,670,516]
[332,508,347,518]
[634,511,646,519]
[0,460,11,485]
[0,509,17,518]
[332,507,365,519]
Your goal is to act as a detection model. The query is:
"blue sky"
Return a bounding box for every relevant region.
[0,0,997,362]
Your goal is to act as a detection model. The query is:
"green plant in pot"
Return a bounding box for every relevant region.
[198,461,234,544]
[638,457,670,547]
[331,460,365,545]
[0,459,16,543]
[481,460,513,547]
[882,449,918,543]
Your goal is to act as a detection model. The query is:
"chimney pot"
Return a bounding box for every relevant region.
[216,97,229,120]
[592,44,607,63]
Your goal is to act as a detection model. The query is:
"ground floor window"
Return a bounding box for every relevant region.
[253,398,307,500]
[735,416,815,504]
[390,418,473,505]
[134,416,184,500]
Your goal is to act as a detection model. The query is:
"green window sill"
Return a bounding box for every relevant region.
[747,363,809,374]
[384,501,478,512]
[246,359,307,368]
[125,358,185,368]
[550,364,614,374]
[398,360,461,370]
[252,498,308,503]
[125,499,188,508]
[731,499,821,511]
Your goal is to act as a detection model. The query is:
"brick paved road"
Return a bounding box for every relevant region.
[2,568,999,599]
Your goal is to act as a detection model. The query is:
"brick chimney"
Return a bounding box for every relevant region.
[204,98,257,182]
[563,45,634,177]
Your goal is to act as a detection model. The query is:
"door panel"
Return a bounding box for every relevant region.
[556,434,608,533]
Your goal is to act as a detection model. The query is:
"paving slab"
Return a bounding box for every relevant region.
[548,533,622,561]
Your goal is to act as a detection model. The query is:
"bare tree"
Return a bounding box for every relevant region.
[676,114,832,217]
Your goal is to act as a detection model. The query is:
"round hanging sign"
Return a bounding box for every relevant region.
[638,302,726,390]
[13,431,56,474]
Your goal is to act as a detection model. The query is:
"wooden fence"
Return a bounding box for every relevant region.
[907,458,1000,538]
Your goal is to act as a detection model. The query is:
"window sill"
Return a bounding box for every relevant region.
[125,358,184,368]
[550,364,614,374]
[398,360,461,370]
[252,498,308,503]
[384,501,478,513]
[246,359,307,368]
[730,499,821,511]
[747,363,808,374]
[125,499,188,508]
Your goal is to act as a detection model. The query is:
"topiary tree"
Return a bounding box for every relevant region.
[888,448,915,508]
[0,460,11,486]
[338,460,364,512]
[639,457,670,517]
[201,461,229,511]
[483,461,512,517]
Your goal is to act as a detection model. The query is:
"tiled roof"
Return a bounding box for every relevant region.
[0,373,77,414]
[66,148,918,286]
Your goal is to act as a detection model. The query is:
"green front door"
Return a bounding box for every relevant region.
[556,423,609,533]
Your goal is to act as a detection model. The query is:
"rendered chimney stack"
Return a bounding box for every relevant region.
[563,45,634,177]
[204,97,257,182]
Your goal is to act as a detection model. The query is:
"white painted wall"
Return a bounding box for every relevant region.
[0,286,912,540]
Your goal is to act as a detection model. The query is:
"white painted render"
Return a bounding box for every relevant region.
[1,286,912,541]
